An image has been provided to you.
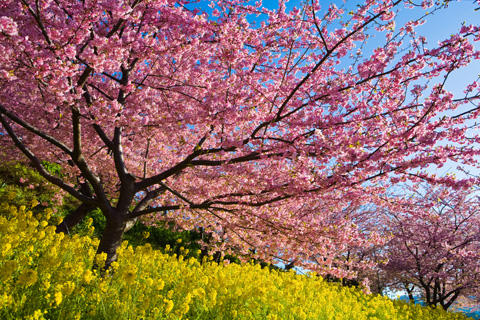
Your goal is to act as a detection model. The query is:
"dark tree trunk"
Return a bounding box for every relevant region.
[213,251,222,263]
[423,284,432,307]
[56,202,95,234]
[405,284,415,303]
[407,291,415,303]
[95,212,127,270]
[442,290,460,310]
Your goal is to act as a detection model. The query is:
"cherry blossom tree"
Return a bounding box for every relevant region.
[1,0,480,274]
[380,186,480,310]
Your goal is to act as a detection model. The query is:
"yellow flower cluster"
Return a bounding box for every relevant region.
[0,203,471,319]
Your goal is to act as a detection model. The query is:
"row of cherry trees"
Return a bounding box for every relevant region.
[1,0,480,309]
[342,186,480,310]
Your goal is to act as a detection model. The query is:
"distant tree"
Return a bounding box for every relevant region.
[1,0,480,275]
[380,186,480,310]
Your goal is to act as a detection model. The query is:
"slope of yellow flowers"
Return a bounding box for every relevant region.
[0,203,471,320]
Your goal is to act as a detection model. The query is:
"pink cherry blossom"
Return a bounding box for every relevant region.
[0,0,479,276]
[376,186,480,310]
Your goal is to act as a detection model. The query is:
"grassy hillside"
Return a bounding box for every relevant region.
[0,203,472,320]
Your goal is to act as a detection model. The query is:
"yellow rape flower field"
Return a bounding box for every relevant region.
[0,203,471,320]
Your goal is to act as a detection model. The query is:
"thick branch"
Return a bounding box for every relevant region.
[70,108,110,209]
[189,151,265,166]
[93,124,114,151]
[128,203,231,219]
[113,128,135,211]
[0,104,72,155]
[118,58,139,104]
[56,202,96,234]
[72,108,82,158]
[113,128,130,180]
[77,66,93,88]
[0,113,95,204]
[106,19,125,39]
[130,186,167,215]
[135,147,204,192]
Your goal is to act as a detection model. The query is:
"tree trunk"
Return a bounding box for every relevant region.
[405,284,415,303]
[407,291,415,303]
[56,203,95,234]
[95,212,127,270]
[422,283,432,307]
[441,290,460,310]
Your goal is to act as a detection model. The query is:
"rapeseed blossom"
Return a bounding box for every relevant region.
[0,202,471,319]
[54,291,62,306]
[122,265,137,285]
[17,269,38,287]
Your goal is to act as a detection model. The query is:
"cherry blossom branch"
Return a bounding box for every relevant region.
[112,127,136,212]
[87,83,115,101]
[134,132,213,191]
[131,186,167,214]
[71,108,111,210]
[0,104,72,155]
[92,124,114,151]
[0,112,95,204]
[19,0,53,46]
[127,203,227,219]
[275,1,401,119]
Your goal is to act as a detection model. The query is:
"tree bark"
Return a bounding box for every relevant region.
[55,202,95,234]
[404,283,415,303]
[442,290,460,310]
[95,212,127,270]
[56,182,96,234]
[124,217,137,232]
[407,291,415,303]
